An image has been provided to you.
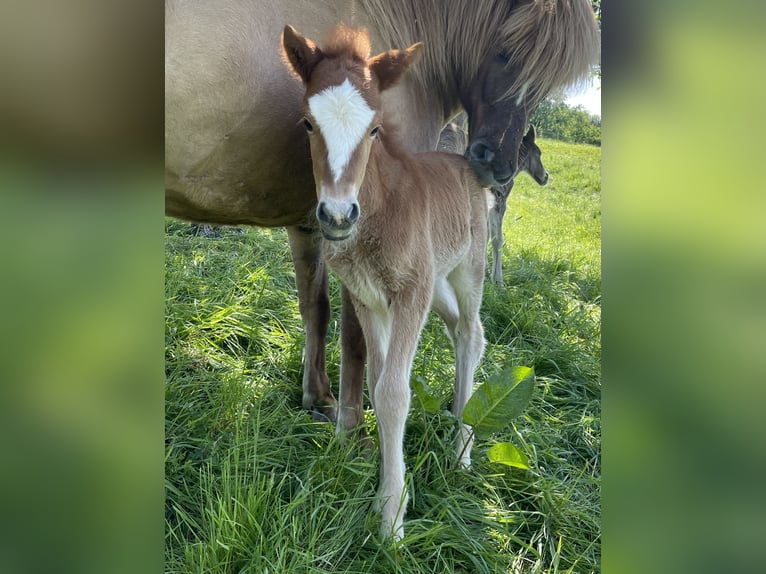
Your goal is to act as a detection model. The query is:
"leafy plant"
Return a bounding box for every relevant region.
[462,366,535,469]
[412,375,441,414]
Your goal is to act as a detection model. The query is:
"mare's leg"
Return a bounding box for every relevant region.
[373,284,431,540]
[344,295,389,454]
[286,225,337,421]
[336,286,369,439]
[489,185,510,285]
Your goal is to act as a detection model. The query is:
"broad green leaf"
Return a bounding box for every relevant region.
[486,442,530,469]
[462,366,535,438]
[411,375,441,414]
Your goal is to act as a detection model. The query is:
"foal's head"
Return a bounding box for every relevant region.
[519,125,548,186]
[282,25,422,241]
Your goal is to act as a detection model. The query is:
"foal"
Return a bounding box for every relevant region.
[438,117,549,285]
[282,25,489,540]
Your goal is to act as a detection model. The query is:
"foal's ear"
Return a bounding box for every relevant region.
[282,25,323,83]
[524,124,537,142]
[368,42,423,92]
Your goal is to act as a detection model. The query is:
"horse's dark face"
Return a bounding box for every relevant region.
[462,50,530,187]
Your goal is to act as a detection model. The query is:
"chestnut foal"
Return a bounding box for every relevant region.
[282,24,490,540]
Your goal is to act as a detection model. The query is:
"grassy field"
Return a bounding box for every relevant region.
[165,138,600,573]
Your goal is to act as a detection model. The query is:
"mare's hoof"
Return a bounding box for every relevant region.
[310,405,337,423]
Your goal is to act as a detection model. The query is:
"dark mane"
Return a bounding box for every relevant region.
[361,0,599,106]
[499,0,600,105]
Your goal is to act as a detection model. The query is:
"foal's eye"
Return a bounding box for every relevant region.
[302,118,314,133]
[370,125,380,138]
[496,52,510,65]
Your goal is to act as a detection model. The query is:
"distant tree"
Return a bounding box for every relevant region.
[530,100,600,146]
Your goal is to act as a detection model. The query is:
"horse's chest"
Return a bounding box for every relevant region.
[326,249,399,312]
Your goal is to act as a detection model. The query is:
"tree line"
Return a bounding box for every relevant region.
[530,99,601,147]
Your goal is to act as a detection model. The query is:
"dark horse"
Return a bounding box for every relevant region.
[439,116,549,285]
[165,0,599,432]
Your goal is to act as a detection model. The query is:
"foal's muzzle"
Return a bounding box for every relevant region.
[316,199,360,241]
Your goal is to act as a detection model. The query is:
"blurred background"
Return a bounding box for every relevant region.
[0,2,162,573]
[602,2,766,573]
[0,1,764,572]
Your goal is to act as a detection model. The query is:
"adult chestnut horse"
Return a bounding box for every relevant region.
[165,1,599,426]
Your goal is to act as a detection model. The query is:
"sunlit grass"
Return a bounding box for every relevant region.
[165,139,600,573]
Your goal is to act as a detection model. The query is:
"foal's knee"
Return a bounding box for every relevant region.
[374,376,410,422]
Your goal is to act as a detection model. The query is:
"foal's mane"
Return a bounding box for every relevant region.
[320,24,371,62]
[361,0,599,107]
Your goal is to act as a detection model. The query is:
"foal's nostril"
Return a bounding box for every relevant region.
[316,201,330,224]
[348,202,360,224]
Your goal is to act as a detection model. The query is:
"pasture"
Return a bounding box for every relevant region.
[165,138,600,572]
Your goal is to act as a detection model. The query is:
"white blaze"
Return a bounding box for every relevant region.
[308,78,375,183]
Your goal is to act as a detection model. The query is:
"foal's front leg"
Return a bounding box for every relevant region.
[372,287,430,540]
[286,225,337,421]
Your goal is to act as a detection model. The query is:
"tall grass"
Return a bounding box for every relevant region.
[165,138,600,573]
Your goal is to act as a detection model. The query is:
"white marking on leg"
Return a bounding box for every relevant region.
[308,79,375,182]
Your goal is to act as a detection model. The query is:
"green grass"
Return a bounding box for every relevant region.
[165,138,600,573]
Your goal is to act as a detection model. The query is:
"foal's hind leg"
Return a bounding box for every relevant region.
[286,225,337,421]
[451,304,485,467]
[449,233,488,467]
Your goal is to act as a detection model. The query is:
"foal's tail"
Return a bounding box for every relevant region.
[500,0,600,106]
